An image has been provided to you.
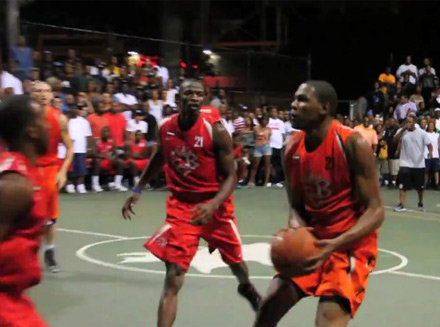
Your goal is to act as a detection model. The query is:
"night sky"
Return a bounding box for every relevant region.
[18,0,440,99]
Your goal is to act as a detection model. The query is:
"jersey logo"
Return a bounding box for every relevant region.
[170,145,199,176]
[194,136,204,148]
[303,173,332,208]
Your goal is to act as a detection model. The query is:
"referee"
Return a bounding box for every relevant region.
[394,115,433,211]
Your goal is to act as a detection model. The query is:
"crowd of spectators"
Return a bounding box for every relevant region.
[0,36,297,193]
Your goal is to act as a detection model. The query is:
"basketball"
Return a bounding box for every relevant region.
[270,227,320,278]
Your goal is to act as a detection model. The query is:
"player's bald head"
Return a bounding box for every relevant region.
[180,78,203,93]
[303,80,338,117]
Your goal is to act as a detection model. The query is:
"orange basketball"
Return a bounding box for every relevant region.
[270,227,320,278]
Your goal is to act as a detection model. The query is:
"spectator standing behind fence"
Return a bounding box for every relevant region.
[396,56,418,95]
[10,36,33,81]
[393,94,417,123]
[268,107,285,187]
[248,115,272,187]
[66,104,92,194]
[394,115,433,212]
[425,121,440,189]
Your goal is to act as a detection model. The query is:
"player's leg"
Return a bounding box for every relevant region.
[315,297,351,327]
[248,154,261,186]
[254,277,304,327]
[158,262,186,327]
[112,158,127,191]
[263,154,271,186]
[76,153,87,193]
[415,168,425,210]
[91,158,103,192]
[395,167,410,211]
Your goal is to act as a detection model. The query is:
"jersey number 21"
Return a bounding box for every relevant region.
[194,136,204,147]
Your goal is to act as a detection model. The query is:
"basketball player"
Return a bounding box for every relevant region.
[122,79,261,327]
[0,95,49,327]
[254,81,385,327]
[32,81,73,273]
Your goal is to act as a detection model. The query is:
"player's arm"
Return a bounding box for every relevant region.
[393,127,406,143]
[58,114,74,189]
[191,123,236,225]
[0,173,33,241]
[334,133,385,248]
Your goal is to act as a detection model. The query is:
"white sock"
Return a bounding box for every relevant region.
[45,244,55,251]
[134,176,140,185]
[92,176,100,186]
[115,175,123,186]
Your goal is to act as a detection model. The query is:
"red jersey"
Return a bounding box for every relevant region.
[200,106,221,122]
[104,112,127,147]
[285,120,377,245]
[160,112,224,203]
[96,138,114,156]
[0,152,46,291]
[130,139,147,156]
[36,107,61,166]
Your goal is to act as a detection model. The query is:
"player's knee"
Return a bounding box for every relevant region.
[163,265,185,295]
[315,302,350,327]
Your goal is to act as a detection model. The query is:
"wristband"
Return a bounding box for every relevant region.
[133,187,143,194]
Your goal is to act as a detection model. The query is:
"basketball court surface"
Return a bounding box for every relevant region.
[31,187,440,327]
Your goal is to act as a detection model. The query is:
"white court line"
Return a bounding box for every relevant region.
[57,228,127,240]
[389,271,440,281]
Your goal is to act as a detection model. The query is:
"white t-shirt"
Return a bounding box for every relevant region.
[148,100,163,123]
[127,119,148,134]
[1,71,23,95]
[400,128,431,168]
[155,66,169,87]
[221,118,235,136]
[396,64,418,84]
[68,116,92,154]
[419,66,436,76]
[165,88,178,107]
[425,132,440,159]
[114,93,138,106]
[436,118,440,131]
[58,143,66,159]
[268,118,285,149]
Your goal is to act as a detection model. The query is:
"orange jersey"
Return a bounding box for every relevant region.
[36,107,61,166]
[285,120,377,245]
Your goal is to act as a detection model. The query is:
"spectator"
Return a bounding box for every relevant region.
[103,55,120,80]
[0,61,23,95]
[93,62,108,89]
[66,48,79,65]
[233,109,246,133]
[30,67,41,82]
[154,58,169,87]
[396,55,418,95]
[126,130,150,186]
[391,80,404,106]
[377,124,388,185]
[248,115,271,187]
[63,62,81,94]
[393,94,417,123]
[91,126,127,192]
[367,81,385,116]
[232,133,248,185]
[435,108,440,131]
[220,104,235,136]
[425,121,440,189]
[419,58,436,76]
[104,101,127,148]
[41,51,55,80]
[10,36,33,81]
[148,89,164,123]
[127,109,148,139]
[53,96,64,111]
[66,104,92,194]
[383,117,400,188]
[354,116,379,153]
[352,96,368,121]
[142,100,158,149]
[164,79,178,107]
[394,115,433,212]
[419,66,438,105]
[410,85,425,113]
[378,66,396,94]
[210,89,227,109]
[86,80,101,102]
[114,82,138,120]
[105,82,116,96]
[268,107,285,187]
[150,66,163,88]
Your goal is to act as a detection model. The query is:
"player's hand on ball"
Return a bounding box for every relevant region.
[122,194,140,220]
[301,238,338,274]
[190,202,217,225]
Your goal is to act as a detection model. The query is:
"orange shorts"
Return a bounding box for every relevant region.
[38,164,59,220]
[291,236,377,317]
[0,292,47,327]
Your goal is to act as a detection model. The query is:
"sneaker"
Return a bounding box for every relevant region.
[247,182,255,187]
[275,182,284,188]
[266,183,272,187]
[65,184,75,194]
[44,249,60,273]
[115,185,128,192]
[92,184,103,193]
[418,203,425,212]
[243,157,251,166]
[76,184,87,194]
[238,283,262,312]
[393,204,407,212]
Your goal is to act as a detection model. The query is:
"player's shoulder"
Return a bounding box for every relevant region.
[285,130,305,154]
[331,120,357,144]
[158,114,177,132]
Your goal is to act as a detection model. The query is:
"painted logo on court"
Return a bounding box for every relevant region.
[117,242,272,274]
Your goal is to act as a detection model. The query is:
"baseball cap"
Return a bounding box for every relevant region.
[134,109,145,116]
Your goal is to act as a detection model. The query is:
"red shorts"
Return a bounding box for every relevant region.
[144,196,243,271]
[125,158,149,172]
[100,159,114,172]
[38,165,59,220]
[291,234,377,317]
[0,292,47,327]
